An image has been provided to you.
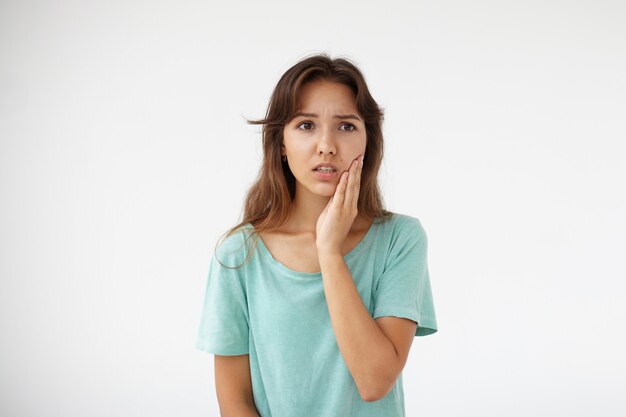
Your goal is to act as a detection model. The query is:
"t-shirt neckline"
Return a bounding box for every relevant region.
[248,218,380,279]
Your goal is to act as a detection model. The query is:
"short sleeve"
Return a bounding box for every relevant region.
[195,233,250,355]
[373,216,438,336]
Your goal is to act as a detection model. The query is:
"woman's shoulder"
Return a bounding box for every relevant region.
[213,224,257,267]
[379,211,427,242]
[378,211,425,229]
[371,212,428,268]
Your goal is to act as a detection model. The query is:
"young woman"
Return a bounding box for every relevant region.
[196,53,438,417]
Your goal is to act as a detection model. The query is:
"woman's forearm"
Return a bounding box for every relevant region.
[318,252,400,402]
[221,403,260,417]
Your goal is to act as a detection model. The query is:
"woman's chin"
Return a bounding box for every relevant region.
[314,183,338,197]
[296,180,339,198]
[303,186,333,198]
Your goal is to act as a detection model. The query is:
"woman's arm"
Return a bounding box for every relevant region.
[214,354,260,417]
[319,253,412,402]
[316,156,415,402]
[219,403,260,417]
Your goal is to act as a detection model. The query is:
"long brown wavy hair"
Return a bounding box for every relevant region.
[214,53,393,268]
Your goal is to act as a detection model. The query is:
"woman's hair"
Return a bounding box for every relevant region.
[214,52,393,268]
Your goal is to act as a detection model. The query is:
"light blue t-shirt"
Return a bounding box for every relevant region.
[196,212,437,417]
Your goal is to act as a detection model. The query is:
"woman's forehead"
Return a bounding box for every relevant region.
[294,82,358,113]
[298,79,355,99]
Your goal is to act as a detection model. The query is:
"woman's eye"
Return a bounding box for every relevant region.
[297,121,314,130]
[340,123,356,132]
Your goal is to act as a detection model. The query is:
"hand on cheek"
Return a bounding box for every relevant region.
[315,154,364,255]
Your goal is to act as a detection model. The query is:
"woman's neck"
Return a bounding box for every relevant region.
[282,186,370,235]
[285,190,330,234]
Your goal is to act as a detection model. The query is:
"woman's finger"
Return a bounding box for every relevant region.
[334,170,348,206]
[344,158,359,210]
[352,155,363,209]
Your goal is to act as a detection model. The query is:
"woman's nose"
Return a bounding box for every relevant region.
[316,128,337,156]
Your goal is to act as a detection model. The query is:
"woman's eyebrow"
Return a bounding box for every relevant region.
[293,112,361,121]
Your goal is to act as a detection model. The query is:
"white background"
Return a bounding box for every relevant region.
[1,1,625,416]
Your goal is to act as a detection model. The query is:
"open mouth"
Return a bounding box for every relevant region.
[314,167,337,173]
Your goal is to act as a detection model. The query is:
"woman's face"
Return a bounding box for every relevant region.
[281,80,367,198]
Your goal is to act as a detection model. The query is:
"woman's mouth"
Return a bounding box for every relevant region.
[313,164,338,180]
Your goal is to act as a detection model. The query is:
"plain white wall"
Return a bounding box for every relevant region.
[1,1,625,416]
